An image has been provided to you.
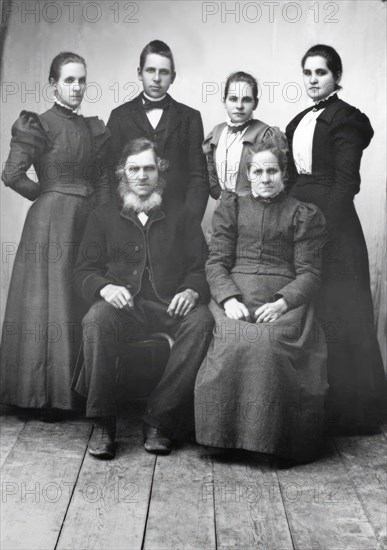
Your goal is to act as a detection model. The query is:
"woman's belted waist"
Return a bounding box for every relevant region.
[231,260,296,278]
[39,179,95,196]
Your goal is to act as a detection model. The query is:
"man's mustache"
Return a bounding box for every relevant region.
[120,179,165,195]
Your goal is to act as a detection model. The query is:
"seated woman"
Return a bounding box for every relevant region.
[203,71,277,199]
[195,131,328,463]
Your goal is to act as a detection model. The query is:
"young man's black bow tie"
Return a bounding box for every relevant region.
[142,95,171,111]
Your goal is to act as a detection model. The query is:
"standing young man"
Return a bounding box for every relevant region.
[107,40,209,221]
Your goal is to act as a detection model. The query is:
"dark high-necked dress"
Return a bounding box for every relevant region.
[0,103,110,410]
[286,94,386,433]
[195,191,328,462]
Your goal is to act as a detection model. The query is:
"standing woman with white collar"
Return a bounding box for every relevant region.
[0,52,110,414]
[203,71,277,200]
[286,44,386,434]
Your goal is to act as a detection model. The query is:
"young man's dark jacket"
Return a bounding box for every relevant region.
[107,94,209,220]
[72,197,210,305]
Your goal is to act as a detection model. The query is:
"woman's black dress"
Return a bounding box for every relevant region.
[286,94,386,433]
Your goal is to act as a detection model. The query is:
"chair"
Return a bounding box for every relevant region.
[116,333,174,402]
[73,333,174,404]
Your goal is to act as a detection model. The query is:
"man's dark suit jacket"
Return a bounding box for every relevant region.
[72,198,210,306]
[107,94,209,220]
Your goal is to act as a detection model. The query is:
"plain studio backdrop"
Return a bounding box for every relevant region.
[0,0,386,367]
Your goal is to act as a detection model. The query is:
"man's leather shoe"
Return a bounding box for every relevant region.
[88,416,116,459]
[143,424,172,454]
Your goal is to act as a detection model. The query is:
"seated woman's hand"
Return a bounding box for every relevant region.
[223,297,251,321]
[254,298,288,323]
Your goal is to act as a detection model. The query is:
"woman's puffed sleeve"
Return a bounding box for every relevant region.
[275,201,327,310]
[1,111,49,201]
[327,107,373,236]
[205,191,242,304]
[261,125,281,141]
[85,117,112,205]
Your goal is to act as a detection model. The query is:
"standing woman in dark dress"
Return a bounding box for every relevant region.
[0,52,110,412]
[286,44,386,433]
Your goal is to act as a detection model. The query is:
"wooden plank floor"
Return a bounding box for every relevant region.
[1,405,386,550]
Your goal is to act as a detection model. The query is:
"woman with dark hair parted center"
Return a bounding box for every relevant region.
[286,44,386,434]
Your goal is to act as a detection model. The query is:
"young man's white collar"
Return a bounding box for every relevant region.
[142,92,166,128]
[142,92,167,102]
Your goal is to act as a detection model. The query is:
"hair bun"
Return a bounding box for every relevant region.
[246,126,289,176]
[262,126,288,153]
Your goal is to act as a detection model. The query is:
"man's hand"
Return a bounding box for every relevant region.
[167,289,198,319]
[254,298,288,323]
[223,297,251,321]
[100,284,134,310]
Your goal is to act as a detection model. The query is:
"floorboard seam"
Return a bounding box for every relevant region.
[0,417,28,469]
[211,456,218,550]
[275,468,296,550]
[140,454,157,550]
[53,422,94,550]
[332,438,380,543]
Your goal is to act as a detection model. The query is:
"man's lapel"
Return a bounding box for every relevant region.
[164,98,181,142]
[120,204,165,227]
[126,94,150,134]
[147,206,166,225]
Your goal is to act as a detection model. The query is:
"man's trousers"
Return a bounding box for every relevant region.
[81,297,214,440]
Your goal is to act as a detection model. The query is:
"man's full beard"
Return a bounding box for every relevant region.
[118,180,163,214]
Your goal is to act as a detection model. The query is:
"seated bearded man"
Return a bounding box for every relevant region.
[73,137,214,459]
